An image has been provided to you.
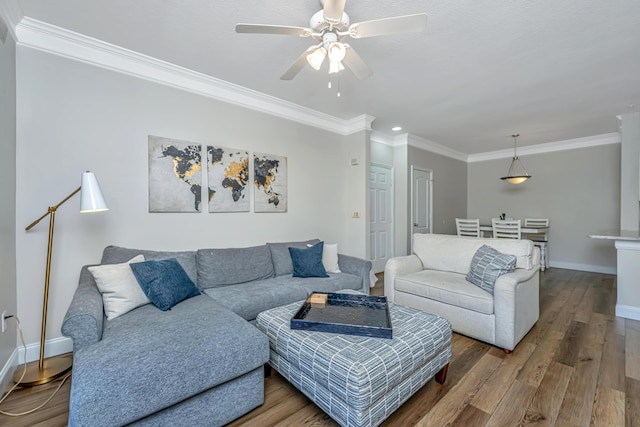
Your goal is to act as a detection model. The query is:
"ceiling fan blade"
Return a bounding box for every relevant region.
[323,0,347,23]
[236,23,311,37]
[342,45,373,80]
[349,13,428,38]
[280,47,316,80]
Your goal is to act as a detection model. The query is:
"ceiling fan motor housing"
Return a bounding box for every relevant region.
[310,9,349,32]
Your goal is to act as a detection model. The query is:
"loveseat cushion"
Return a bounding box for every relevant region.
[412,234,534,274]
[267,239,320,276]
[101,245,198,284]
[395,270,494,315]
[71,295,269,427]
[197,245,274,288]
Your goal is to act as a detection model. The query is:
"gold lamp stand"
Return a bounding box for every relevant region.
[14,172,107,387]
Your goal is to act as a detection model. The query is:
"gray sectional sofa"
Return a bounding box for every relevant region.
[62,239,372,427]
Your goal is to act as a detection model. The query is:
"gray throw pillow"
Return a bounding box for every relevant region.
[466,245,517,294]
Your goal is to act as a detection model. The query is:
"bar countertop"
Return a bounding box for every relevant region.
[588,229,640,241]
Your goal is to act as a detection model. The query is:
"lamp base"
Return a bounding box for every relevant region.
[12,354,72,387]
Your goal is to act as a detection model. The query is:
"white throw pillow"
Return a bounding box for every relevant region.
[321,243,341,273]
[89,254,150,320]
[307,242,341,273]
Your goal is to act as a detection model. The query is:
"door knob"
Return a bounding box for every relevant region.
[413,223,418,226]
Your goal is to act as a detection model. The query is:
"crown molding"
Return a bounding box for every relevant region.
[0,0,22,41]
[371,132,468,162]
[406,134,468,162]
[467,132,621,163]
[14,17,370,136]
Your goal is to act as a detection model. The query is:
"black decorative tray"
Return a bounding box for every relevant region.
[290,292,392,339]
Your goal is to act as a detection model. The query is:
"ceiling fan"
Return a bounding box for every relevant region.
[236,0,428,81]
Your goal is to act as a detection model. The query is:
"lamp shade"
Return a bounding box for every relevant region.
[80,171,109,212]
[307,46,327,70]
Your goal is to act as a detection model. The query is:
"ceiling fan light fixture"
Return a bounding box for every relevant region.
[328,59,345,74]
[500,134,532,184]
[306,47,327,70]
[327,41,346,62]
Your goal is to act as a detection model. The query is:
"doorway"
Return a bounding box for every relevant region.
[370,163,394,273]
[411,167,432,252]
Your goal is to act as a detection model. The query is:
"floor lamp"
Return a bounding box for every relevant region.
[15,171,108,387]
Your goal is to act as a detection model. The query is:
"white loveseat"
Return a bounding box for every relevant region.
[384,233,540,352]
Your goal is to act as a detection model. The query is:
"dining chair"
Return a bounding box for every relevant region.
[492,219,522,239]
[455,218,481,237]
[524,218,549,271]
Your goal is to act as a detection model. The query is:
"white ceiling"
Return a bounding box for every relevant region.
[11,0,640,154]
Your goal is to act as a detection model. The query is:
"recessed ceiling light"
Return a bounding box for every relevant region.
[392,126,402,131]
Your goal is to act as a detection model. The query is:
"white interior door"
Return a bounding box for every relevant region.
[369,164,394,273]
[411,168,432,248]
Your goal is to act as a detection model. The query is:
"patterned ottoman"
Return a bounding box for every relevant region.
[256,299,452,427]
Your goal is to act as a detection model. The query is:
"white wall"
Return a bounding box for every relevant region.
[620,112,640,230]
[0,24,17,391]
[15,47,365,349]
[467,143,620,272]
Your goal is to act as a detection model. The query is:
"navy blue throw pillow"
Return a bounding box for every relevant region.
[130,258,201,311]
[288,242,329,278]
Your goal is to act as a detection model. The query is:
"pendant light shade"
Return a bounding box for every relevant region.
[500,134,531,184]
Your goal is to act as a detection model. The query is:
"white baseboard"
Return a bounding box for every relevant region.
[549,261,617,275]
[1,337,73,395]
[616,305,640,321]
[18,336,73,364]
[0,348,19,395]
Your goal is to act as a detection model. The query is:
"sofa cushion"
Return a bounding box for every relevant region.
[267,239,320,276]
[131,258,201,311]
[88,254,150,320]
[412,234,534,274]
[203,279,310,321]
[466,245,516,294]
[289,242,329,278]
[196,245,274,288]
[274,274,362,295]
[395,269,494,315]
[101,245,198,283]
[75,295,269,427]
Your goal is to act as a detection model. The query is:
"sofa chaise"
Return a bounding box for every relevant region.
[384,233,540,352]
[62,239,372,426]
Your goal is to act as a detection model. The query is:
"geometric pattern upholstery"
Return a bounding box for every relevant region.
[466,245,517,294]
[256,299,452,427]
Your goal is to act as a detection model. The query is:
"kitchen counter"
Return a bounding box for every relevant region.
[589,229,640,241]
[589,230,640,321]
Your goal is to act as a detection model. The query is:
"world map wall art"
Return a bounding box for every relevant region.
[254,152,287,213]
[148,136,287,214]
[148,135,202,213]
[207,146,250,212]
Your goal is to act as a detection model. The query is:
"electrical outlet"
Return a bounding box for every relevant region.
[1,311,6,333]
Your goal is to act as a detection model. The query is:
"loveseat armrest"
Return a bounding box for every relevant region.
[384,255,424,303]
[61,266,104,352]
[338,254,372,294]
[493,265,540,351]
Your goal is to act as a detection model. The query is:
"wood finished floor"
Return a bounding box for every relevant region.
[1,268,638,426]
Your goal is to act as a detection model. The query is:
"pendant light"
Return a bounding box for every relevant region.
[500,134,531,184]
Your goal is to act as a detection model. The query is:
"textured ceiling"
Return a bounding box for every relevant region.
[15,0,640,154]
